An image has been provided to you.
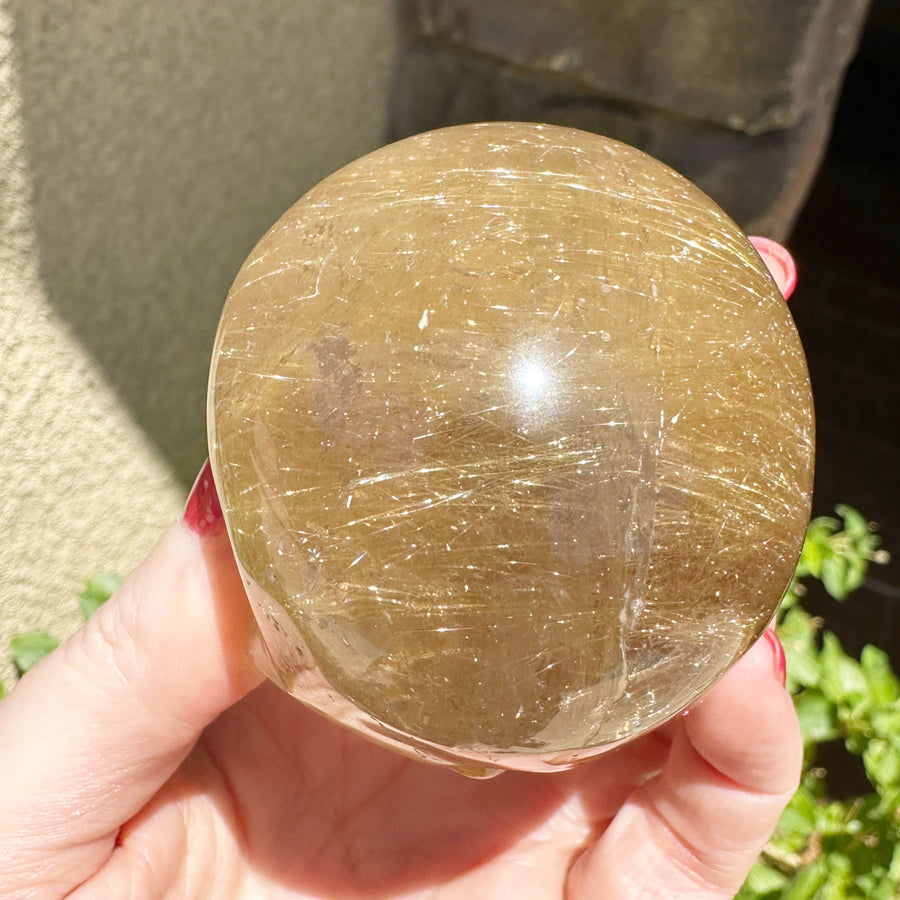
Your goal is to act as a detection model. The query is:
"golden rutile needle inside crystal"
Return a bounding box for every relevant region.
[209,122,814,772]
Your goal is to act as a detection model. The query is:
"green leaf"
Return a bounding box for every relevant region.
[741,860,789,896]
[774,785,819,853]
[871,876,900,900]
[870,707,900,742]
[778,607,821,690]
[0,680,5,700]
[841,553,869,597]
[783,857,829,899]
[800,765,828,800]
[816,798,855,835]
[846,731,869,756]
[835,504,871,541]
[10,631,60,675]
[795,691,839,744]
[824,851,855,898]
[797,518,839,579]
[819,632,867,706]
[797,539,825,581]
[808,516,841,539]
[861,645,900,705]
[78,572,123,620]
[821,552,854,600]
[877,784,900,817]
[889,840,900,881]
[864,739,900,791]
[787,783,820,826]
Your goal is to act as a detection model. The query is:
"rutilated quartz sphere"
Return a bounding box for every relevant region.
[208,122,814,774]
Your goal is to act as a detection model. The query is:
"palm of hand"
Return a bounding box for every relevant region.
[115,681,671,899]
[1,526,798,900]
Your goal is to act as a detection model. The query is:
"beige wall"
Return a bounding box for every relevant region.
[0,0,397,686]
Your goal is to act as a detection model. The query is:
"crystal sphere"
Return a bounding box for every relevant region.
[208,122,814,773]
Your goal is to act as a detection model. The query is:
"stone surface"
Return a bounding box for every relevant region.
[394,0,871,238]
[404,0,871,134]
[389,43,836,239]
[209,122,814,771]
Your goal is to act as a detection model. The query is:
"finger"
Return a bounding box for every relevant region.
[749,236,797,300]
[567,630,801,899]
[0,461,264,897]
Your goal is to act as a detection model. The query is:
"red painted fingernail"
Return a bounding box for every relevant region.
[183,459,224,536]
[748,236,797,300]
[763,628,787,687]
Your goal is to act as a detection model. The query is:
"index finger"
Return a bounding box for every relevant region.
[567,630,802,899]
[0,462,263,897]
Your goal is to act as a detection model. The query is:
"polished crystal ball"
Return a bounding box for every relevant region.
[208,122,814,773]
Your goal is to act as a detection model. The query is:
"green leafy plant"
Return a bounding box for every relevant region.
[741,507,895,899]
[0,573,123,698]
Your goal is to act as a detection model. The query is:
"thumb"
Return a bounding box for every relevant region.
[0,461,264,896]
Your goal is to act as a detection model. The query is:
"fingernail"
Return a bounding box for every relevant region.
[763,628,787,687]
[183,459,224,536]
[748,236,797,300]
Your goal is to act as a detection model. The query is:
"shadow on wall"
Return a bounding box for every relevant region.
[10,0,397,484]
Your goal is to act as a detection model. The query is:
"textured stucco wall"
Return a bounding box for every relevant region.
[0,0,396,687]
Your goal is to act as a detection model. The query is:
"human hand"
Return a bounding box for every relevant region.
[0,463,801,899]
